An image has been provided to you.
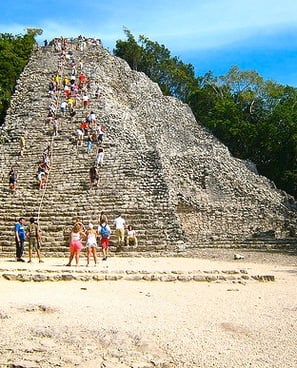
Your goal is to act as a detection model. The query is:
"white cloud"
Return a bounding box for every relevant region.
[1,0,297,85]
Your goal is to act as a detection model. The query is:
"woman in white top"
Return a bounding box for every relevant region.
[85,223,98,266]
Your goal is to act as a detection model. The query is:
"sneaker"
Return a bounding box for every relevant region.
[17,258,25,262]
[27,260,32,263]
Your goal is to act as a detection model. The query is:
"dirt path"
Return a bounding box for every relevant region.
[0,250,296,368]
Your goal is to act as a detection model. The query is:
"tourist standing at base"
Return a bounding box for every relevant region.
[66,223,86,266]
[14,217,26,262]
[85,223,98,266]
[27,217,43,263]
[98,221,111,261]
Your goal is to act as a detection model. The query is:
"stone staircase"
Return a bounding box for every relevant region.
[0,37,297,257]
[0,39,183,256]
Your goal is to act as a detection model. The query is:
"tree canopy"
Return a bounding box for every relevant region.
[0,31,38,123]
[113,28,197,102]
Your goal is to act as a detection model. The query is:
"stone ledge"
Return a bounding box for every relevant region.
[0,270,275,283]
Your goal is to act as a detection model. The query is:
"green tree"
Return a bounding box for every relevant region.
[114,29,197,101]
[0,31,37,124]
[113,28,143,71]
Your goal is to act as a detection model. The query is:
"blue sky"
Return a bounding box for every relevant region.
[1,0,297,86]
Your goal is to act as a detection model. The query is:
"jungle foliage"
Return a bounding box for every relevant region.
[114,29,297,198]
[0,30,40,123]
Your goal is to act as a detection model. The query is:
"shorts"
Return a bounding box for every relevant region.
[116,229,125,241]
[85,241,98,248]
[101,238,109,249]
[28,237,41,251]
[69,240,82,252]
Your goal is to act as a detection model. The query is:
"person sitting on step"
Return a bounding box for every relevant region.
[125,225,138,247]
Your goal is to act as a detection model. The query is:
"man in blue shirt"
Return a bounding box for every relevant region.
[14,217,26,262]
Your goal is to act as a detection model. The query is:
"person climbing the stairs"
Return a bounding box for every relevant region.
[82,92,90,109]
[19,133,27,157]
[96,124,105,145]
[53,117,59,136]
[89,163,99,189]
[8,166,18,193]
[86,132,93,154]
[113,213,126,251]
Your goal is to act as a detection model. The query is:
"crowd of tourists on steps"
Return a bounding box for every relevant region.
[13,212,138,266]
[8,36,106,193]
[48,37,107,188]
[10,37,139,264]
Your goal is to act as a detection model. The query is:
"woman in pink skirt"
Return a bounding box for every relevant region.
[66,223,86,266]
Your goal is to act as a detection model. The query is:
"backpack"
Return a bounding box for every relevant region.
[100,225,110,238]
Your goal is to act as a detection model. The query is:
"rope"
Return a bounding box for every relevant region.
[36,135,54,224]
[36,44,67,224]
[35,39,75,225]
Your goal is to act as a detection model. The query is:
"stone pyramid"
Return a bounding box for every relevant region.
[0,36,296,256]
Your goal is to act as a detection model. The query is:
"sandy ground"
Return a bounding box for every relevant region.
[0,249,296,368]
